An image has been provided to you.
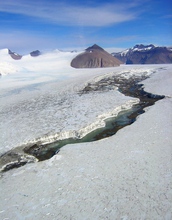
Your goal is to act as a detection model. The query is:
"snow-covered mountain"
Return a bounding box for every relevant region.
[1,44,172,76]
[0,48,80,75]
[0,45,122,75]
[112,44,172,64]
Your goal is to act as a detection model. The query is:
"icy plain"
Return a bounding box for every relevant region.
[0,49,172,219]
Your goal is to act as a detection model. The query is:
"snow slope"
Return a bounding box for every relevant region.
[0,49,79,75]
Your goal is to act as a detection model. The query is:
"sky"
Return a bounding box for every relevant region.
[0,0,171,54]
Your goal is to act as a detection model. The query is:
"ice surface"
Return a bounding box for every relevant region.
[0,49,172,219]
[0,64,171,219]
[0,60,159,154]
[142,67,172,97]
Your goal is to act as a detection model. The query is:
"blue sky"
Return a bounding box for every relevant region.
[0,0,171,53]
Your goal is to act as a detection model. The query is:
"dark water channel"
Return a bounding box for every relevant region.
[24,76,165,161]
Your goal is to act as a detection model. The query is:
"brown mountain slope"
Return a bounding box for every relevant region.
[71,44,122,68]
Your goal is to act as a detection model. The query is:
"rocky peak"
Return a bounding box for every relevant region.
[132,44,155,51]
[112,44,172,64]
[71,44,121,68]
[86,44,104,52]
[8,49,22,60]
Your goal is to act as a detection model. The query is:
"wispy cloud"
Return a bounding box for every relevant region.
[0,0,140,27]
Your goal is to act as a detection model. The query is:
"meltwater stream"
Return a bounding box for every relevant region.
[24,76,165,162]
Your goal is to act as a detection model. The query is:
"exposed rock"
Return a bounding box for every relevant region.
[71,44,122,68]
[112,44,172,64]
[30,50,41,57]
[0,151,37,172]
[8,49,22,60]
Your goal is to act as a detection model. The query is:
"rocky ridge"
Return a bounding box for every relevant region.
[8,49,22,60]
[7,49,41,60]
[112,44,172,64]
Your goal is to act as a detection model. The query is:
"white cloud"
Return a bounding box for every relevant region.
[0,0,139,27]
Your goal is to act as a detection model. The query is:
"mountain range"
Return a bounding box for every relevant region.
[2,45,122,69]
[1,44,172,73]
[112,44,172,64]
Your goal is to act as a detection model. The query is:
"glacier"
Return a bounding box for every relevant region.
[0,48,172,219]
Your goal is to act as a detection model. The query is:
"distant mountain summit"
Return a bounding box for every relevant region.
[71,44,122,68]
[132,44,156,51]
[1,49,41,60]
[112,44,172,64]
[86,44,105,52]
[8,49,22,60]
[30,50,41,57]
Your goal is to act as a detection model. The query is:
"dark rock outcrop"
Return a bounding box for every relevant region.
[30,50,41,57]
[112,44,172,64]
[71,44,122,68]
[8,49,22,60]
